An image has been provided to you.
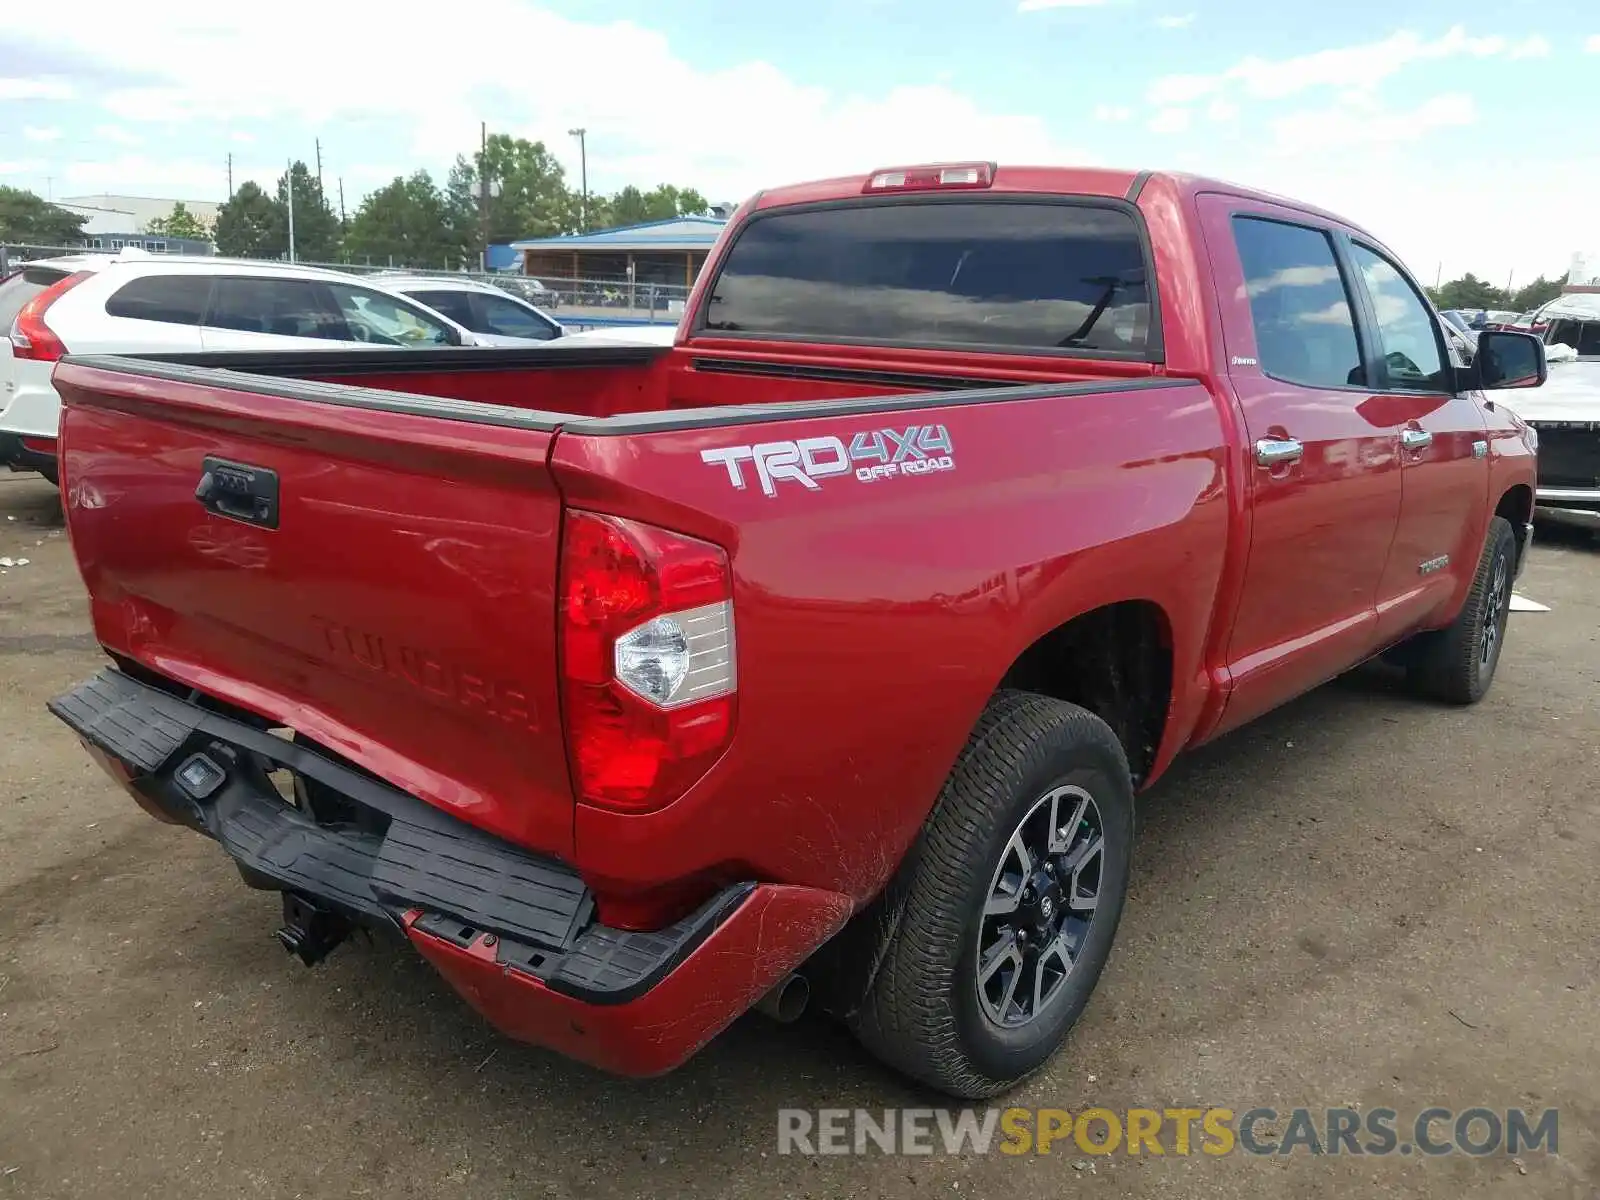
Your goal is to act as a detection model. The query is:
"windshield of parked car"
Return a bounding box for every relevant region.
[328,283,456,345]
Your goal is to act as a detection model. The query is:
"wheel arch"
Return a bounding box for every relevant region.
[997,599,1175,788]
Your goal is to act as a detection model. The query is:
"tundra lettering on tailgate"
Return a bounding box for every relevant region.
[701,424,955,497]
[312,616,538,730]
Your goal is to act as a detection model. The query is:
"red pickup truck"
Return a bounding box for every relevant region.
[48,163,1545,1099]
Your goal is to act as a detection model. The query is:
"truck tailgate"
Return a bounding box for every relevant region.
[53,359,575,856]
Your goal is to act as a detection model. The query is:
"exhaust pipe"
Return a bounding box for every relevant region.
[754,972,810,1024]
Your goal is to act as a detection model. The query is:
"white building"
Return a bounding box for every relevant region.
[58,194,220,235]
[1568,251,1600,291]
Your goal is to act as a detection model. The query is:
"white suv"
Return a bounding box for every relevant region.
[1,252,480,484]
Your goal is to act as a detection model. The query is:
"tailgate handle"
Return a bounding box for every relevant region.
[195,457,280,529]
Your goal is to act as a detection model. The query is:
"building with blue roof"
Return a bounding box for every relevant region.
[510,216,728,290]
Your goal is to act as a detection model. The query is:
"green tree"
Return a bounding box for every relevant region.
[1430,273,1509,312]
[592,184,711,230]
[0,186,89,245]
[443,156,484,261]
[1510,273,1567,313]
[454,134,580,242]
[212,182,286,258]
[144,201,210,241]
[276,161,342,262]
[345,171,464,267]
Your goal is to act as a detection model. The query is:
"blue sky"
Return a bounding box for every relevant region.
[2,1,1596,283]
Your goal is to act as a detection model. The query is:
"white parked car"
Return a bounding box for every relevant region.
[1,251,481,483]
[376,275,563,345]
[555,323,679,347]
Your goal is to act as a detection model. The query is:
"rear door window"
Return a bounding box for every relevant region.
[1231,217,1366,390]
[104,275,209,326]
[208,277,348,339]
[703,200,1155,356]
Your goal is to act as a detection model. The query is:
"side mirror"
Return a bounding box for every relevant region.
[1474,330,1546,390]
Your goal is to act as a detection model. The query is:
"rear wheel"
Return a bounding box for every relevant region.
[1406,516,1517,704]
[848,691,1134,1099]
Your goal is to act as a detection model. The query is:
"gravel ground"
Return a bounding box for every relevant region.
[1,471,1596,1199]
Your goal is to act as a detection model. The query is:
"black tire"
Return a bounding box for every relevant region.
[1406,516,1517,704]
[848,690,1134,1099]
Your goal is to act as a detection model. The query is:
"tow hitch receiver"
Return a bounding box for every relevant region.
[275,892,351,967]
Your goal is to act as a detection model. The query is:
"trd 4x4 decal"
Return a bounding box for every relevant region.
[700,424,955,497]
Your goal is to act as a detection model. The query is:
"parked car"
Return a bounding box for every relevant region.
[555,323,678,346]
[378,275,563,344]
[46,162,1542,1099]
[1,251,483,484]
[1498,293,1600,529]
[1439,308,1478,339]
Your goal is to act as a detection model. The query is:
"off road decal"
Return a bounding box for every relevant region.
[700,424,954,497]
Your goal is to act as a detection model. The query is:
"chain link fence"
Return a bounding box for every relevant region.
[1,244,689,326]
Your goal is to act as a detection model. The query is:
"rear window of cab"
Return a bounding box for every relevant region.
[701,200,1156,359]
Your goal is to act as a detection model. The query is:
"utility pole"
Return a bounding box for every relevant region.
[315,139,323,188]
[479,121,489,272]
[227,153,234,200]
[337,178,346,226]
[568,127,588,232]
[286,159,296,263]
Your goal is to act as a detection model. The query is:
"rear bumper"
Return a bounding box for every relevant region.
[0,431,56,475]
[49,669,850,1076]
[1535,486,1600,516]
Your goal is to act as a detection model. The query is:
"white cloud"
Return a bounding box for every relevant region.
[94,124,143,148]
[1508,34,1551,59]
[1148,107,1191,134]
[1149,25,1539,106]
[1018,0,1109,9]
[0,77,74,101]
[1155,13,1196,29]
[13,3,1082,204]
[0,159,47,176]
[1585,34,1600,52]
[1206,99,1239,122]
[1092,104,1133,122]
[23,126,63,143]
[230,131,256,145]
[1269,93,1475,150]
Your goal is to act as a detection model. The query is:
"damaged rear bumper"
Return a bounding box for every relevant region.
[49,669,850,1076]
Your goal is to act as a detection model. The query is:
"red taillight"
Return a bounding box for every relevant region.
[8,271,91,362]
[559,510,736,814]
[20,436,56,455]
[863,162,995,193]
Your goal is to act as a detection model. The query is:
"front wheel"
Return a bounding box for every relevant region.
[849,691,1134,1099]
[1406,515,1517,704]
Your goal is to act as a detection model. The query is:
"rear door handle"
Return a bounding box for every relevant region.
[1402,428,1433,451]
[1254,437,1303,467]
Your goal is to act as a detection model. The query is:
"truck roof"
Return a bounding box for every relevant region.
[750,163,1359,235]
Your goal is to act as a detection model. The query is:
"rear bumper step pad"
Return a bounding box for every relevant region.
[50,669,750,1004]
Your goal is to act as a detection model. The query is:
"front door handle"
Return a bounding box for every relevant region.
[1402,428,1433,452]
[1254,437,1304,467]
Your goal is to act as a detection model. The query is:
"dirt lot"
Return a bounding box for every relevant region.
[1,471,1596,1199]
